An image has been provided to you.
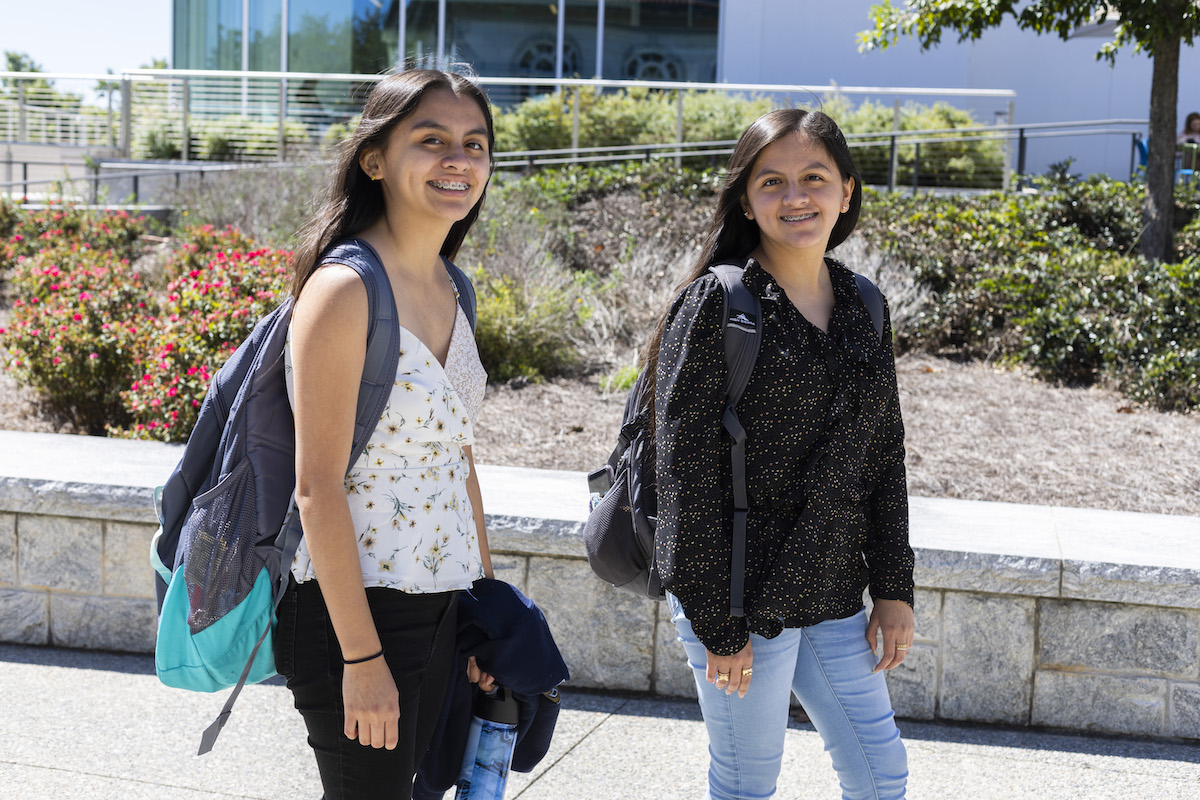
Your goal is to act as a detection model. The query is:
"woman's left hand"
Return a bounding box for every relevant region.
[467,655,496,692]
[866,599,915,673]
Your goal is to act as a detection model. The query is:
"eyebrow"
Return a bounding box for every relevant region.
[410,119,490,138]
[753,161,833,180]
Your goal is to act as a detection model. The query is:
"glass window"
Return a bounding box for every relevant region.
[249,0,282,72]
[602,0,719,83]
[174,0,243,70]
[443,1,566,104]
[405,0,440,68]
[289,0,353,73]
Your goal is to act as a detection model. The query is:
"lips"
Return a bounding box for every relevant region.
[781,212,817,222]
[430,179,470,191]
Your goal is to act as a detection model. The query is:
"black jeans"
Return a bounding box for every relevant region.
[275,579,459,800]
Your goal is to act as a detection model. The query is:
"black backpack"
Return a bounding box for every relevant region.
[582,261,884,616]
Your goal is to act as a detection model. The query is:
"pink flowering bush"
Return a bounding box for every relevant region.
[1,247,158,433]
[0,202,149,274]
[116,231,292,442]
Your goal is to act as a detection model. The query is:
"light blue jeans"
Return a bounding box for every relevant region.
[668,594,907,800]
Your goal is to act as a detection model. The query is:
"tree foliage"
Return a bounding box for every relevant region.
[859,0,1200,262]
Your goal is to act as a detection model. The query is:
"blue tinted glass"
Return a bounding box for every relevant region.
[603,0,719,82]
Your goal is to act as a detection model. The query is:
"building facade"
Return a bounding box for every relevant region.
[172,0,1200,176]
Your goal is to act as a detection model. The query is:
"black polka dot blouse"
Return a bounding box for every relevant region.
[654,257,914,657]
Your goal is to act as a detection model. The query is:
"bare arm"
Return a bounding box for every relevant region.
[291,265,399,750]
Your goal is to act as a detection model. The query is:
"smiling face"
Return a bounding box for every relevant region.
[359,87,491,230]
[740,132,854,262]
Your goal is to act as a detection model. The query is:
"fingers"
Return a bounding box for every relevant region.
[467,656,496,692]
[706,640,754,698]
[867,599,915,673]
[342,660,401,749]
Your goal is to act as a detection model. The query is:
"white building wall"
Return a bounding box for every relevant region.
[719,0,1200,178]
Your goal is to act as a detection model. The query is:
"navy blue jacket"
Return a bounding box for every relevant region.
[414,579,569,797]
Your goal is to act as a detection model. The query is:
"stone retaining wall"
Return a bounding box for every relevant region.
[1,430,1197,741]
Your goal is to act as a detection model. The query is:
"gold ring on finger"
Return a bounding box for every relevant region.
[716,671,730,682]
[741,667,753,677]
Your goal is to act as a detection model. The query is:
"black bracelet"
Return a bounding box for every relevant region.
[343,648,385,665]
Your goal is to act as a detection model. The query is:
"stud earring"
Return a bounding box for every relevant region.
[743,211,752,220]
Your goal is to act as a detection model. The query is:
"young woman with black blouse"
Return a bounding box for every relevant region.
[646,109,914,799]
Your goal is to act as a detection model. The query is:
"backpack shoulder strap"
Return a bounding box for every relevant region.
[707,262,762,619]
[853,272,885,343]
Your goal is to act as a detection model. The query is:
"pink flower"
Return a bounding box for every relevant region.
[52,357,61,365]
[73,313,82,321]
[88,353,99,360]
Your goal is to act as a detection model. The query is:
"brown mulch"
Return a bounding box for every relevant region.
[1,353,1196,517]
[472,355,1199,518]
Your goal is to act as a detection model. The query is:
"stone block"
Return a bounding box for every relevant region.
[18,515,102,592]
[489,555,528,594]
[0,588,50,644]
[526,556,655,692]
[51,594,157,653]
[104,522,158,597]
[1063,561,1200,611]
[914,549,1059,597]
[1032,671,1166,737]
[1169,682,1200,740]
[1038,599,1199,678]
[654,600,697,700]
[913,588,942,643]
[885,643,937,720]
[0,513,15,585]
[939,593,1035,724]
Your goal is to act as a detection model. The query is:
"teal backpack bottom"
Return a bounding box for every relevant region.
[153,531,279,693]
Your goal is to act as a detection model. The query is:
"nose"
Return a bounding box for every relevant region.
[782,181,808,205]
[442,143,470,170]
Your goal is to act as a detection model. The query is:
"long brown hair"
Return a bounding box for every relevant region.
[641,108,862,413]
[290,69,495,297]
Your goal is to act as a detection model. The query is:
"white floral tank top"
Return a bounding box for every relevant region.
[284,292,488,593]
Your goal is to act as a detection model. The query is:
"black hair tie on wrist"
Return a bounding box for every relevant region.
[343,648,385,665]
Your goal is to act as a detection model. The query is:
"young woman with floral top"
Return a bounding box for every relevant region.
[646,109,915,799]
[275,69,496,800]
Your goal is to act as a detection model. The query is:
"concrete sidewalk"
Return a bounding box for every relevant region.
[1,644,1197,800]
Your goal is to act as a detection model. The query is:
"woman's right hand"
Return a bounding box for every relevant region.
[342,657,401,749]
[706,638,754,698]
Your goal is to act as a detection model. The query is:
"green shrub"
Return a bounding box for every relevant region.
[600,363,640,393]
[1,248,158,433]
[473,271,584,382]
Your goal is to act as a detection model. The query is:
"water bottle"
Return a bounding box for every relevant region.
[454,685,520,800]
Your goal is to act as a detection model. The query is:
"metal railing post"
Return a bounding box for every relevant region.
[887,134,897,192]
[22,162,28,199]
[120,78,132,157]
[570,88,580,163]
[888,98,900,192]
[278,77,289,161]
[912,142,920,195]
[1017,127,1027,186]
[675,90,684,168]
[17,81,27,142]
[132,173,139,203]
[182,78,191,162]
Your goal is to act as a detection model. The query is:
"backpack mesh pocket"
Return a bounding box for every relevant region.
[178,459,265,635]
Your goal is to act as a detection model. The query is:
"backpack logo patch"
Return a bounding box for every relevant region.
[727,311,758,332]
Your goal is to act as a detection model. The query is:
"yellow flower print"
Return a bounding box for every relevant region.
[435,420,445,433]
[423,501,433,513]
[365,500,376,510]
[386,423,399,436]
[379,560,394,573]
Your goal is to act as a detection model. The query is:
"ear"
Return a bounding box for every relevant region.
[359,149,381,182]
[842,176,855,208]
[740,195,754,221]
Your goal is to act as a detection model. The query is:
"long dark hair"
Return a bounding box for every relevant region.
[642,108,862,411]
[290,69,495,297]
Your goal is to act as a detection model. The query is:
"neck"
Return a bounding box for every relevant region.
[752,240,827,292]
[364,211,453,279]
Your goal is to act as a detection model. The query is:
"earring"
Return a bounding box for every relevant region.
[743,211,753,220]
[841,204,849,212]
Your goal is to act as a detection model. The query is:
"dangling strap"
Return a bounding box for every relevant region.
[709,263,763,619]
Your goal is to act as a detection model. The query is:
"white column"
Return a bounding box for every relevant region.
[595,0,605,78]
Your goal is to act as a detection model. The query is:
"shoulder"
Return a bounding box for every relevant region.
[294,263,368,328]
